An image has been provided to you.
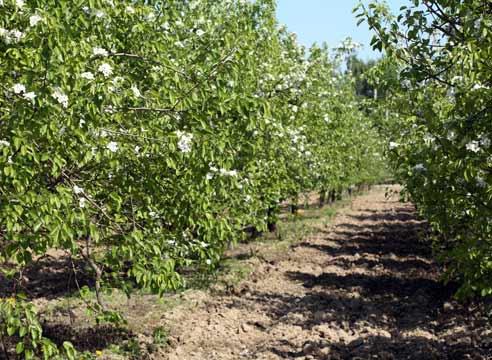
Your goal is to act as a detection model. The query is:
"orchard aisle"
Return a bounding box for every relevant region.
[163,186,491,360]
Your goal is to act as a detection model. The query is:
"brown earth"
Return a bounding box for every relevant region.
[160,186,492,360]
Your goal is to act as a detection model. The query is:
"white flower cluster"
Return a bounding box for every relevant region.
[389,141,399,150]
[423,134,435,144]
[72,185,87,208]
[98,63,113,77]
[176,131,193,153]
[465,136,490,153]
[52,87,69,108]
[472,83,490,91]
[81,72,95,80]
[479,134,490,148]
[414,163,426,172]
[29,15,43,27]
[466,141,480,153]
[131,86,141,98]
[287,128,306,146]
[207,164,238,179]
[107,141,118,152]
[11,83,36,101]
[0,28,24,44]
[93,47,109,57]
[219,168,238,177]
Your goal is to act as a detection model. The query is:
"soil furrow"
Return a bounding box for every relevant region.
[162,186,492,360]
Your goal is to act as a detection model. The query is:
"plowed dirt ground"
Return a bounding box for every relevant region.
[161,186,492,360]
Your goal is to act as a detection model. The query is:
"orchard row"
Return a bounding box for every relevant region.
[0,0,386,358]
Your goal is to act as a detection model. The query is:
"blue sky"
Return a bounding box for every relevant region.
[276,0,410,61]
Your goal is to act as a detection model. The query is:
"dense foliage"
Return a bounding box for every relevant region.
[358,0,492,298]
[0,0,386,357]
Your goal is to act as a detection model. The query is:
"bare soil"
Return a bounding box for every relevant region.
[161,186,492,360]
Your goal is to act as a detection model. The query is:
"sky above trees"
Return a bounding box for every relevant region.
[276,0,409,60]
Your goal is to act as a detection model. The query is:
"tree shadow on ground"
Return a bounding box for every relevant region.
[228,204,492,359]
[42,324,134,352]
[0,256,94,300]
[267,334,488,359]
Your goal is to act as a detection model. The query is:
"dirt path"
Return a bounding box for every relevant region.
[162,186,492,360]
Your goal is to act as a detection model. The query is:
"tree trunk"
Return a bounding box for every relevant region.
[319,189,326,208]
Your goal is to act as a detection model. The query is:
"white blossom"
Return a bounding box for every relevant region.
[81,71,95,80]
[414,163,426,172]
[10,30,23,42]
[205,259,212,265]
[423,134,435,144]
[475,18,482,30]
[94,10,105,18]
[134,145,140,153]
[92,47,109,57]
[176,131,193,153]
[29,15,43,27]
[472,83,489,91]
[451,76,463,84]
[15,0,24,8]
[1,29,23,44]
[104,106,115,114]
[98,63,113,77]
[73,185,84,194]
[79,197,87,208]
[23,92,36,101]
[465,141,480,153]
[389,141,399,150]
[0,140,9,147]
[106,141,118,152]
[12,83,26,94]
[196,29,205,37]
[79,119,86,128]
[206,172,214,180]
[51,88,69,108]
[131,86,141,98]
[219,169,238,177]
[480,136,491,148]
[145,12,156,22]
[126,6,135,14]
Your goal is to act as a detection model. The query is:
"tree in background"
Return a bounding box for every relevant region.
[356,0,492,298]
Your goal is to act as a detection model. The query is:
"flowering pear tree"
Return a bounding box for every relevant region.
[357,0,492,298]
